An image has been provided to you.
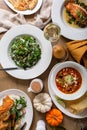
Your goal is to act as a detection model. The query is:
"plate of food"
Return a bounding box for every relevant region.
[52,0,87,40]
[0,24,52,79]
[48,66,87,118]
[4,0,42,15]
[0,89,33,130]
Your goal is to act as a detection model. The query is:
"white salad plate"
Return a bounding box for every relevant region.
[0,89,33,130]
[51,0,87,40]
[0,24,52,79]
[48,71,87,119]
[4,0,42,15]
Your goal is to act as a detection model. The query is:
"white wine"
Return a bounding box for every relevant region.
[44,23,61,43]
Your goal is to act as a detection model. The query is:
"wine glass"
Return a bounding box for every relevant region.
[44,22,68,61]
[44,22,61,45]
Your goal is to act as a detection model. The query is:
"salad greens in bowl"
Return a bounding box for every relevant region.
[0,24,52,79]
[9,34,41,69]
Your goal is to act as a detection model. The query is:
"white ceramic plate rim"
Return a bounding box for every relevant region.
[51,0,87,40]
[0,24,52,79]
[49,61,87,100]
[4,0,42,15]
[48,69,87,119]
[0,89,33,130]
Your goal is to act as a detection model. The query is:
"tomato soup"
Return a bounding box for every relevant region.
[55,67,82,94]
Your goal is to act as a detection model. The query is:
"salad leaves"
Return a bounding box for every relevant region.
[10,35,41,69]
[10,96,27,120]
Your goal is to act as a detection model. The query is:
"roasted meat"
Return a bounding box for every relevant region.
[0,96,14,116]
[0,111,10,121]
[0,120,8,130]
[65,2,87,26]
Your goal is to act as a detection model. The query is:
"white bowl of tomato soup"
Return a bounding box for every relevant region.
[49,61,87,100]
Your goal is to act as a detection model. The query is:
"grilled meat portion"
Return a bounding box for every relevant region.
[65,3,87,26]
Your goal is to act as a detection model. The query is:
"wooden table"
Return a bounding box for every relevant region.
[0,1,87,130]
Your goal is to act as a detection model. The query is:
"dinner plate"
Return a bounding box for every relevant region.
[51,0,87,40]
[48,71,87,119]
[0,24,52,79]
[0,89,33,130]
[4,0,42,15]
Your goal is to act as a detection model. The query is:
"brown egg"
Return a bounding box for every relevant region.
[53,44,66,59]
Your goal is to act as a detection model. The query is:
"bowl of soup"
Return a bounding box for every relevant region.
[49,61,87,100]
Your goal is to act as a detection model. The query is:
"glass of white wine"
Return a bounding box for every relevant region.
[44,22,61,45]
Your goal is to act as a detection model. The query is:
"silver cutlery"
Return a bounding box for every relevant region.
[0,67,28,71]
[0,67,20,71]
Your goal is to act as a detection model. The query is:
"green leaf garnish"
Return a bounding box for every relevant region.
[55,96,66,108]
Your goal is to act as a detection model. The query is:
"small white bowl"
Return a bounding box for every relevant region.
[27,78,43,93]
[49,61,87,100]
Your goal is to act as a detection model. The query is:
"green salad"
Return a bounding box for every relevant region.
[10,35,41,69]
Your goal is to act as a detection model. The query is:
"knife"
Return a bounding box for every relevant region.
[0,67,19,71]
[0,67,28,71]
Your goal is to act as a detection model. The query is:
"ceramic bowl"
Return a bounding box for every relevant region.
[49,61,87,100]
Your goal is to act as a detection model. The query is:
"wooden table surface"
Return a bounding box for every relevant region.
[0,1,87,130]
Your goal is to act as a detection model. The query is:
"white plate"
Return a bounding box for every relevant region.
[0,89,33,130]
[0,24,52,79]
[4,0,42,15]
[48,72,87,119]
[52,0,87,40]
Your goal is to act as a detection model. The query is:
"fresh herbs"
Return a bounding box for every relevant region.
[10,35,41,69]
[76,9,87,21]
[10,96,27,120]
[75,0,87,10]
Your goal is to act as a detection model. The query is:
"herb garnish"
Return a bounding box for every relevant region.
[10,96,27,120]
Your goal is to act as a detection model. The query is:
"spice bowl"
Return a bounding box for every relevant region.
[27,78,43,93]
